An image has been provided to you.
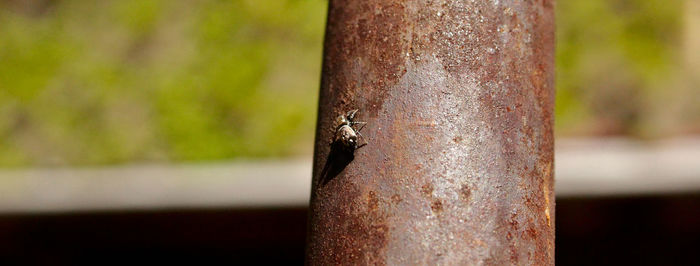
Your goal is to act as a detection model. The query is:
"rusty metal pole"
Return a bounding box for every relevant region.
[307,0,555,264]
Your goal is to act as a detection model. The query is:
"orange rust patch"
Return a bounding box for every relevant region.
[421,183,434,198]
[430,199,443,213]
[391,194,402,204]
[367,190,380,211]
[460,184,472,204]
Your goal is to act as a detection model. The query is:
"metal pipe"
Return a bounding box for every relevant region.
[307,0,555,264]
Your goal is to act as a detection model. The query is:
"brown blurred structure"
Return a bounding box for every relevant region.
[306,0,554,264]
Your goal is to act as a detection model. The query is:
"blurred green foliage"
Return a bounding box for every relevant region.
[556,0,684,136]
[0,0,689,166]
[0,0,326,166]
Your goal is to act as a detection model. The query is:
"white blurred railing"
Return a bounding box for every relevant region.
[0,137,698,213]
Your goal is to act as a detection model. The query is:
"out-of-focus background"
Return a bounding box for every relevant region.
[0,0,698,166]
[0,0,698,264]
[0,0,325,166]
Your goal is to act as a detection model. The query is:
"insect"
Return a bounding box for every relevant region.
[333,109,367,150]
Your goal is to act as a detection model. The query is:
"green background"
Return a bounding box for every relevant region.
[0,0,693,166]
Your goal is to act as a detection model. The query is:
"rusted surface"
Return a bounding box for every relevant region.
[307,0,555,265]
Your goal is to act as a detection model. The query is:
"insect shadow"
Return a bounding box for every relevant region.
[316,109,367,188]
[318,140,357,187]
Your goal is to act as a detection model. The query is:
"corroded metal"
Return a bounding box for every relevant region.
[307,0,555,265]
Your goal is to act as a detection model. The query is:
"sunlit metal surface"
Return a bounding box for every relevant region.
[306,0,555,264]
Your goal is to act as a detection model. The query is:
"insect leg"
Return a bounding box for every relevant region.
[346,109,359,121]
[356,130,368,148]
[351,121,367,131]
